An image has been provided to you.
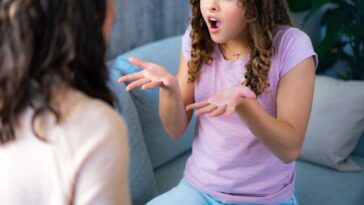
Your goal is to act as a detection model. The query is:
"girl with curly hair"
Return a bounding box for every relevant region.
[120,0,317,204]
[0,0,131,204]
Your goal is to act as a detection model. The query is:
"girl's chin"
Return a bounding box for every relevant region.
[210,35,228,44]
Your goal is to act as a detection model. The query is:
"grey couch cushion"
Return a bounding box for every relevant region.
[296,157,364,205]
[107,65,158,205]
[299,76,364,172]
[154,151,190,194]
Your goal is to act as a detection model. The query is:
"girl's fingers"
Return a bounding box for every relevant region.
[209,105,227,117]
[142,81,163,90]
[195,104,218,116]
[118,72,143,83]
[126,78,151,91]
[186,101,210,111]
[129,57,149,69]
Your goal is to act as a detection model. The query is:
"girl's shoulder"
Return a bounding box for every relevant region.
[273,26,313,53]
[181,25,193,62]
[273,26,318,77]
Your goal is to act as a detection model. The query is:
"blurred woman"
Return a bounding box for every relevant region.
[0,0,131,204]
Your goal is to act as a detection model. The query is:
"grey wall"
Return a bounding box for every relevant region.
[107,0,191,59]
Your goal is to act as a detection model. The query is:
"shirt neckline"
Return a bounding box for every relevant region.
[215,44,250,65]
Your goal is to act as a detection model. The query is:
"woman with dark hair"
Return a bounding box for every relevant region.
[0,0,131,204]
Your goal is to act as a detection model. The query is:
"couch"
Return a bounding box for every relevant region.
[107,35,364,205]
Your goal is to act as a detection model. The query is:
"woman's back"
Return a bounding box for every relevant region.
[0,88,130,204]
[0,0,131,204]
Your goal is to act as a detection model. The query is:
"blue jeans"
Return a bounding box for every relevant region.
[147,179,298,205]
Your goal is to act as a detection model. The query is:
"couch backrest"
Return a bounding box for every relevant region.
[107,64,158,205]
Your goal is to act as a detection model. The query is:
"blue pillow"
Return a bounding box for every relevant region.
[107,62,158,205]
[114,38,195,169]
[352,132,364,157]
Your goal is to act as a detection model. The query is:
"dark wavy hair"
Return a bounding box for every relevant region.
[0,0,113,143]
[188,0,292,96]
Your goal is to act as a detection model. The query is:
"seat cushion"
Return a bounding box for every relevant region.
[296,156,364,205]
[154,151,190,194]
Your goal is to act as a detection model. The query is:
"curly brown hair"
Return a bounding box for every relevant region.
[188,0,292,96]
[0,0,112,143]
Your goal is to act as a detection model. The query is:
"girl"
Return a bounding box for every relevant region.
[120,0,317,204]
[0,0,131,204]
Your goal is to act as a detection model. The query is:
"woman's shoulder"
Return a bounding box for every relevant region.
[63,88,124,124]
[49,89,129,201]
[56,88,127,150]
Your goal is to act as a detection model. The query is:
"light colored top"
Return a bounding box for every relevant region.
[0,89,131,205]
[182,26,318,204]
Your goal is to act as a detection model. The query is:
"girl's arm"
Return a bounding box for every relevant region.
[159,53,194,138]
[236,57,316,164]
[118,53,194,139]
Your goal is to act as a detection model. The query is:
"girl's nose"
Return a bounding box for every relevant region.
[206,0,219,12]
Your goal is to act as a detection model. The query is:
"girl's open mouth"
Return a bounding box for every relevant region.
[208,17,221,33]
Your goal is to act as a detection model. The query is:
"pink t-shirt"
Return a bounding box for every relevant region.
[182,26,318,204]
[0,89,131,205]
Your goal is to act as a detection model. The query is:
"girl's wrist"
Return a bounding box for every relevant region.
[237,97,259,111]
[162,75,179,93]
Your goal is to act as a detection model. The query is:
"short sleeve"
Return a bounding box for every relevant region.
[181,25,193,62]
[277,27,318,78]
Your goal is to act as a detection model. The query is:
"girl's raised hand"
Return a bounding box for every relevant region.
[118,57,177,92]
[186,85,257,117]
